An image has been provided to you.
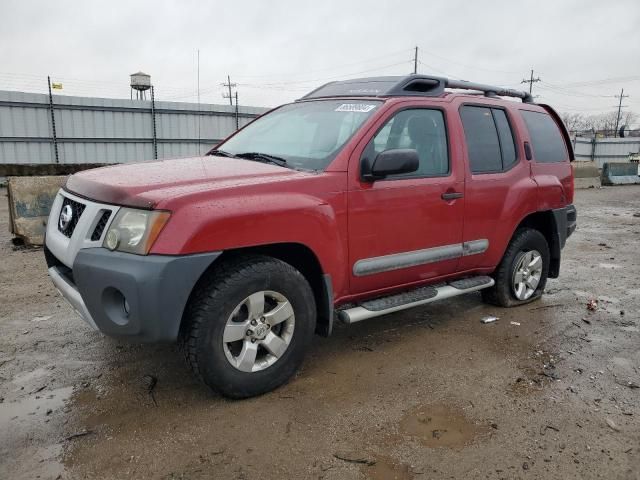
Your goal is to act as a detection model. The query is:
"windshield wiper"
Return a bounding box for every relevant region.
[235,152,288,167]
[206,149,236,158]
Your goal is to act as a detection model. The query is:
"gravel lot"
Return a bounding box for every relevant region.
[1,185,639,480]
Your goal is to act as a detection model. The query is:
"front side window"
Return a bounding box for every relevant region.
[217,100,382,171]
[459,106,518,173]
[520,110,568,163]
[363,108,449,178]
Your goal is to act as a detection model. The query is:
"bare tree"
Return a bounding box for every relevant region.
[559,110,637,136]
[560,112,588,132]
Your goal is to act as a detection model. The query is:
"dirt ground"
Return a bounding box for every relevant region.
[1,185,639,480]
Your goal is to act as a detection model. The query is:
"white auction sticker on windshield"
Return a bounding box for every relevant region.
[335,103,377,113]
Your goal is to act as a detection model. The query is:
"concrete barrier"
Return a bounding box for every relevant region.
[572,161,601,189]
[601,162,640,186]
[7,176,66,245]
[0,163,108,177]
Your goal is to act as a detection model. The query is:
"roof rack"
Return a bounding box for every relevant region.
[299,75,534,103]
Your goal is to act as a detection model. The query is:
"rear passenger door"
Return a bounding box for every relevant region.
[457,104,536,271]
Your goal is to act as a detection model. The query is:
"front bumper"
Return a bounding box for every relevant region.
[46,246,220,342]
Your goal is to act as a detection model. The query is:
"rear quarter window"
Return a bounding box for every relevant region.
[520,110,568,163]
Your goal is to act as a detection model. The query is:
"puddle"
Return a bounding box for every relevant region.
[362,455,414,480]
[0,386,73,429]
[399,404,481,448]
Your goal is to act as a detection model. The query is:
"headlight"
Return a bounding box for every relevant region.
[103,208,170,255]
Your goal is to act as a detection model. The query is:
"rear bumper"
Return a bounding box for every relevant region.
[553,204,577,249]
[46,246,220,342]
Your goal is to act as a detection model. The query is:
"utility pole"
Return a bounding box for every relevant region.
[413,46,418,74]
[151,85,158,160]
[222,75,236,106]
[234,91,239,131]
[614,88,629,137]
[47,76,59,164]
[521,69,541,94]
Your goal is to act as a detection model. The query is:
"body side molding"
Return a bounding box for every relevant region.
[352,239,489,277]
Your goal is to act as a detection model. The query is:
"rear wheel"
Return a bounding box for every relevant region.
[482,228,550,307]
[180,255,316,398]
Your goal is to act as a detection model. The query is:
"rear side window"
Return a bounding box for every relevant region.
[520,110,568,163]
[459,106,517,173]
[493,110,517,168]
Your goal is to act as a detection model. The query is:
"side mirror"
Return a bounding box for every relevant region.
[362,149,419,181]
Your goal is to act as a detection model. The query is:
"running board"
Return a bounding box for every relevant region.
[337,276,494,324]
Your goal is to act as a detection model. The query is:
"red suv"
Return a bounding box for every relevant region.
[45,75,576,398]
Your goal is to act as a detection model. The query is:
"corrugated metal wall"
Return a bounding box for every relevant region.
[0,90,268,164]
[573,137,640,167]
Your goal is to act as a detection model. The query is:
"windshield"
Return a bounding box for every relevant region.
[215,100,382,171]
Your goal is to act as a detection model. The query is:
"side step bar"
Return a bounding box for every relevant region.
[337,276,494,324]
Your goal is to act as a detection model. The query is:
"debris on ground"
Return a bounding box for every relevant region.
[605,418,621,432]
[510,321,521,326]
[616,380,640,390]
[333,451,376,465]
[528,303,563,311]
[142,374,158,406]
[65,430,94,441]
[539,425,560,435]
[480,315,498,324]
[586,299,598,311]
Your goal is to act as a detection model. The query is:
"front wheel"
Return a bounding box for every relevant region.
[180,255,316,399]
[482,228,550,307]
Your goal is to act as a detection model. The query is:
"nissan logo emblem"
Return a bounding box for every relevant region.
[59,204,73,231]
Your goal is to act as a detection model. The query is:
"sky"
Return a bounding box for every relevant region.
[0,0,639,122]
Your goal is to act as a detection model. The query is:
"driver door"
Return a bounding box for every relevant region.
[347,106,465,295]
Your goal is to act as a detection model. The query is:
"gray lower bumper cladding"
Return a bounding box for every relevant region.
[50,248,221,342]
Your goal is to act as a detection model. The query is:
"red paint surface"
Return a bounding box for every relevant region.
[66,94,574,305]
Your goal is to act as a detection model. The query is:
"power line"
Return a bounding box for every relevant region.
[537,81,615,98]
[234,47,413,80]
[415,45,523,75]
[551,75,640,88]
[242,60,412,87]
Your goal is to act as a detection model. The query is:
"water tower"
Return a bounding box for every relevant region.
[130,72,151,100]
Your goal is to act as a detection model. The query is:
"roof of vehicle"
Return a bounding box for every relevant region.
[299,75,534,104]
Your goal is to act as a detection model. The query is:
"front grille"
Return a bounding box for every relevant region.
[91,210,112,241]
[58,197,86,238]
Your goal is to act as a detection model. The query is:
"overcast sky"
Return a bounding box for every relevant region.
[1,0,639,120]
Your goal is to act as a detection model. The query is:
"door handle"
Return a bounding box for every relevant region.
[441,192,464,201]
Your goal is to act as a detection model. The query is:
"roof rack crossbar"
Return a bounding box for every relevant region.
[445,79,533,103]
[298,75,534,103]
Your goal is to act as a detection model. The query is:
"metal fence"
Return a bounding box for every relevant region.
[573,137,640,168]
[0,90,268,164]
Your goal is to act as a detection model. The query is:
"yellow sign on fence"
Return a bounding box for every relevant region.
[51,82,63,90]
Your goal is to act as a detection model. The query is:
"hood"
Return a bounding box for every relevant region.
[65,156,309,208]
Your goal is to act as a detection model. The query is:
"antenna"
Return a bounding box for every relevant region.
[197,49,201,154]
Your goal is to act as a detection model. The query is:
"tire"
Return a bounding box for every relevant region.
[481,228,550,308]
[179,255,316,399]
